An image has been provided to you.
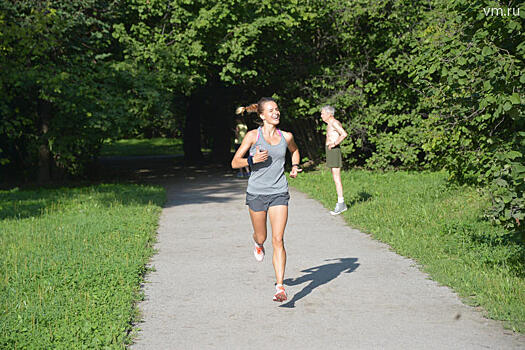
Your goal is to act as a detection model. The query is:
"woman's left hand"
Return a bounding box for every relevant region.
[290,166,302,178]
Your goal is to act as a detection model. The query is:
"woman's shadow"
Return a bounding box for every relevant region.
[281,257,359,308]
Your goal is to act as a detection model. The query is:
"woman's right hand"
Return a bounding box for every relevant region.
[252,146,268,164]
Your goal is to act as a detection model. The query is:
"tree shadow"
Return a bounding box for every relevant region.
[1,157,251,219]
[0,184,165,221]
[348,191,372,205]
[281,257,359,308]
[164,177,247,207]
[0,189,70,220]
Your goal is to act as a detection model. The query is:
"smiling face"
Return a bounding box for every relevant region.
[259,101,280,125]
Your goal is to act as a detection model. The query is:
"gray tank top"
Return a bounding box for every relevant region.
[247,127,289,195]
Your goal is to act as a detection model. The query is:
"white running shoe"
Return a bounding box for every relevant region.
[330,202,347,216]
[273,284,287,302]
[253,242,265,262]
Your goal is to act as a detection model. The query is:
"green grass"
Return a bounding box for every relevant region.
[100,138,183,156]
[290,168,525,332]
[0,184,165,348]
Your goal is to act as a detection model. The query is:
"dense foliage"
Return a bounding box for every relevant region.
[1,1,126,180]
[0,0,174,181]
[1,0,523,230]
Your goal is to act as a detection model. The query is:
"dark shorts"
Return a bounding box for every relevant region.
[245,192,290,212]
[326,145,342,168]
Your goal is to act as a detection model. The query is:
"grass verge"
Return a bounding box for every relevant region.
[290,168,524,332]
[0,184,165,348]
[100,138,183,156]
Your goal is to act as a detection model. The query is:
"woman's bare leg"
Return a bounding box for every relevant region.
[268,205,288,285]
[249,208,267,245]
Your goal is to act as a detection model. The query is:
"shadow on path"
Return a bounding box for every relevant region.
[88,154,249,207]
[281,257,359,308]
[165,177,247,207]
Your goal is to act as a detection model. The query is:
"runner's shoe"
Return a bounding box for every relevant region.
[253,242,265,262]
[273,284,287,302]
[330,202,347,216]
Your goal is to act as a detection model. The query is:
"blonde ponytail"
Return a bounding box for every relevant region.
[235,103,258,115]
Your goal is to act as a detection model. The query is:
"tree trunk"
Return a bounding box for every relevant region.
[211,120,232,164]
[37,99,51,184]
[183,95,203,162]
[209,85,234,164]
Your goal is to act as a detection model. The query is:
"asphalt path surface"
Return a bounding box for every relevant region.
[131,169,524,350]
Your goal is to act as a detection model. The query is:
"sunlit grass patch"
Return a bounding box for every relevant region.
[0,184,165,348]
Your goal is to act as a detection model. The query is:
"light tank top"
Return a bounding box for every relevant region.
[246,127,289,195]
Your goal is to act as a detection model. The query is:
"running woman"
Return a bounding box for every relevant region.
[232,97,301,302]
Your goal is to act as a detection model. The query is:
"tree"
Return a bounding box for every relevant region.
[0,1,138,182]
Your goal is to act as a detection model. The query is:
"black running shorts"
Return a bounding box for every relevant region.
[245,192,290,212]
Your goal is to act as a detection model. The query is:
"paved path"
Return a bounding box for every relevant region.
[132,170,524,349]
